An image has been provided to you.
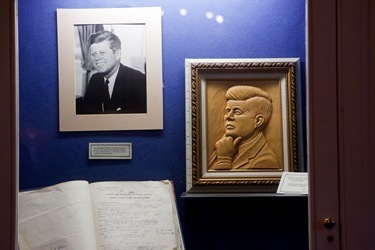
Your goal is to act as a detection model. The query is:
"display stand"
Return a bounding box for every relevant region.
[182,192,308,198]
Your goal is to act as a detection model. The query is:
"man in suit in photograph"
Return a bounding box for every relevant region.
[208,85,281,170]
[78,30,146,114]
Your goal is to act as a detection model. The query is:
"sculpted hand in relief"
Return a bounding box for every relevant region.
[214,136,242,170]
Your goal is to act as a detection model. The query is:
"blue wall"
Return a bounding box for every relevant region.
[19,1,307,249]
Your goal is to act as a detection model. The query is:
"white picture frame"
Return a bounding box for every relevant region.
[57,7,163,131]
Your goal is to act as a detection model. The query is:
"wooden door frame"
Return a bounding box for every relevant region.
[0,0,17,249]
[308,0,375,249]
[307,0,340,248]
[335,0,375,248]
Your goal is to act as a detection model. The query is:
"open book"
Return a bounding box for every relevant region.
[18,180,184,250]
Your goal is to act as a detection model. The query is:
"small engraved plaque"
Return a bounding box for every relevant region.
[89,143,132,160]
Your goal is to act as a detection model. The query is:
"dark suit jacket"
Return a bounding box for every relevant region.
[209,132,281,170]
[77,64,146,114]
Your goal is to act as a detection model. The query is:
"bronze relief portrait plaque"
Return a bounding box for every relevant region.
[185,58,303,192]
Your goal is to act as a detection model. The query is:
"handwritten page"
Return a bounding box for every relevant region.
[18,180,98,250]
[89,181,182,250]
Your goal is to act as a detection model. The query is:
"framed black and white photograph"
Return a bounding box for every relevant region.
[185,58,303,192]
[57,7,163,131]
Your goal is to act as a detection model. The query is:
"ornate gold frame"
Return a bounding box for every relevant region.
[185,58,302,192]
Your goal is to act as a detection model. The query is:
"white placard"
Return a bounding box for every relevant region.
[89,143,132,160]
[277,172,308,194]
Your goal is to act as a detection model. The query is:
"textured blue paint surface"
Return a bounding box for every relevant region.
[18,1,307,248]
